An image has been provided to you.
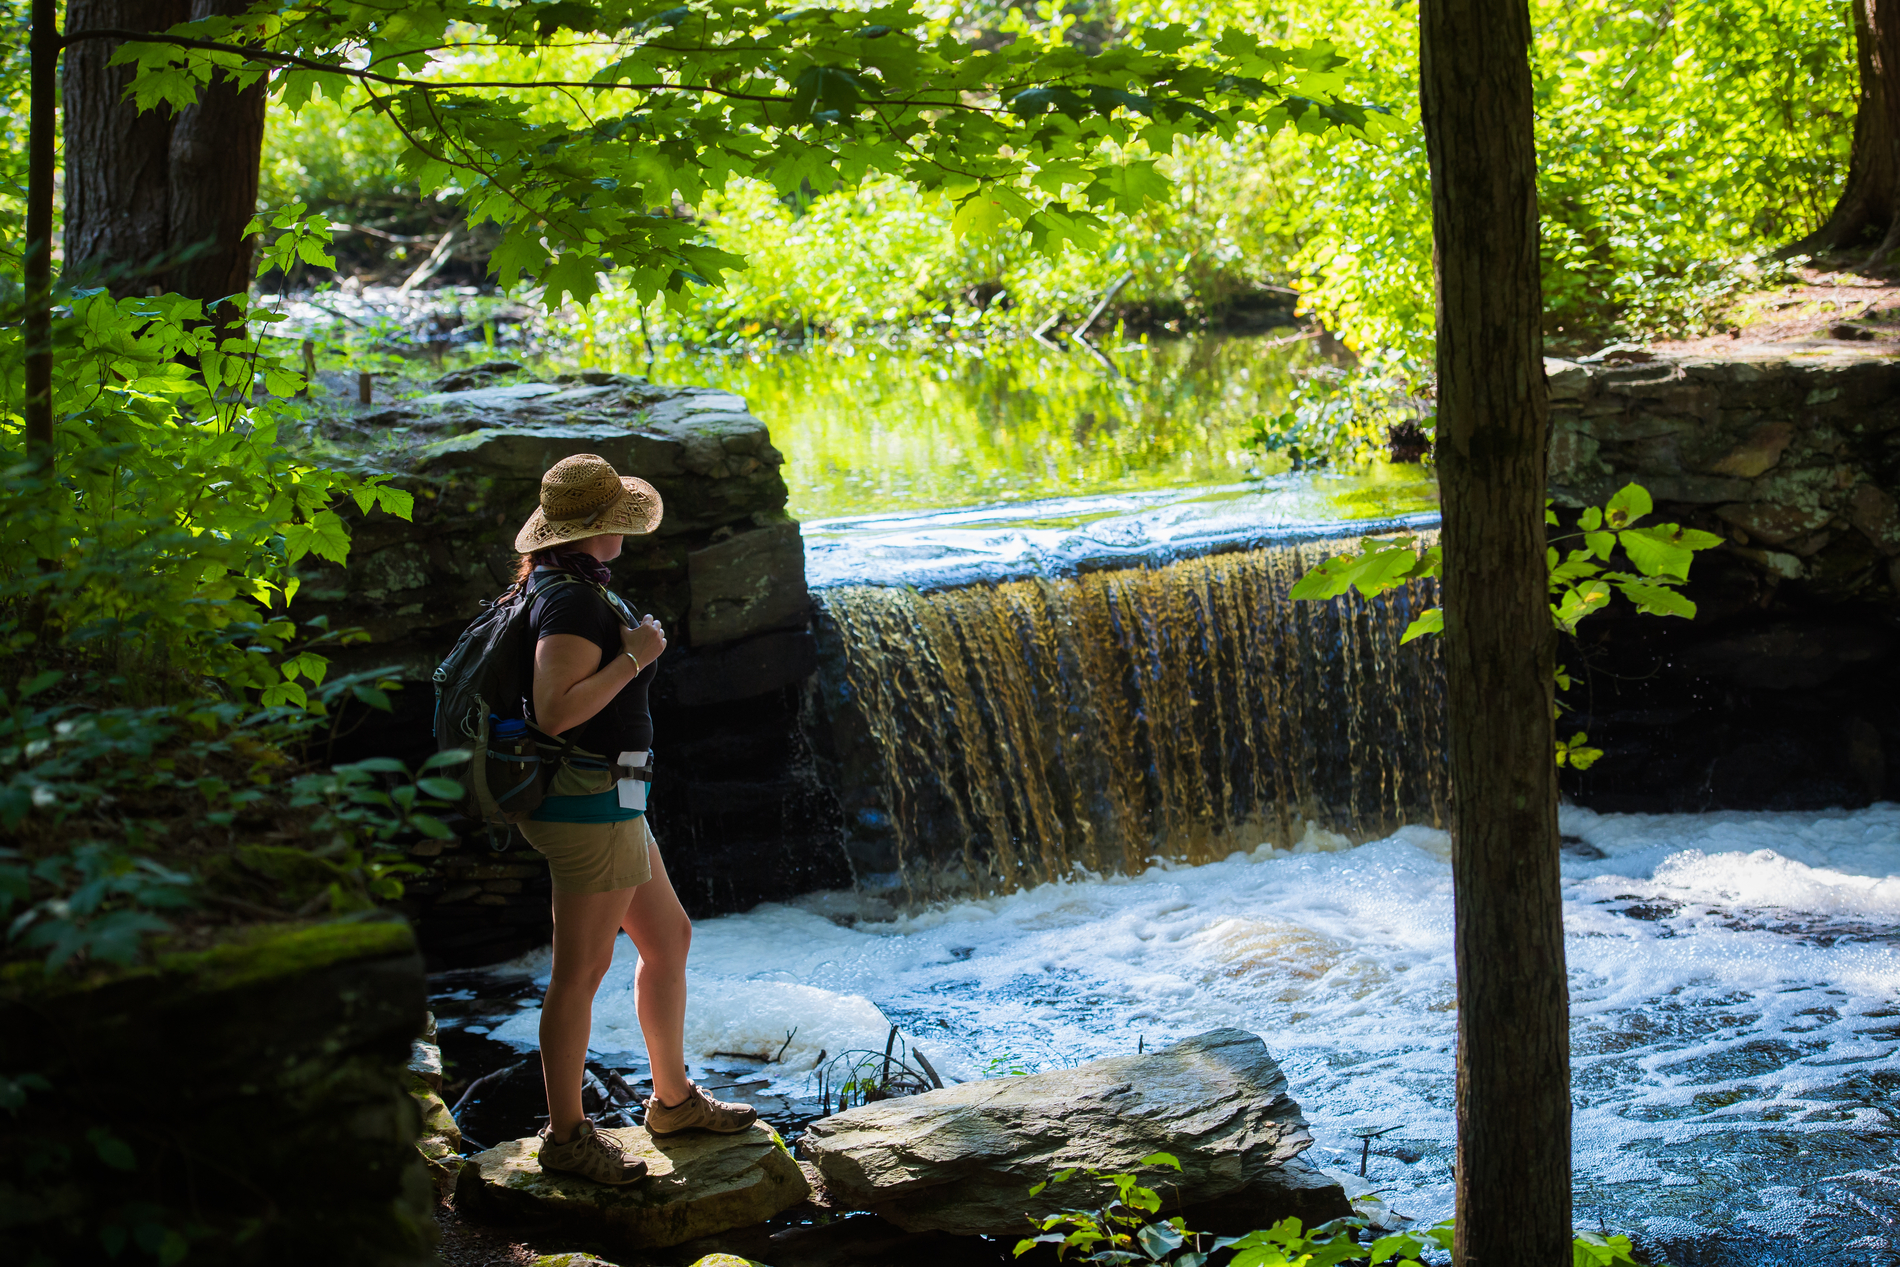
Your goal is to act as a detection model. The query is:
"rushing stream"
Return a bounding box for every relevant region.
[415,332,1896,1264]
[439,806,1900,1266]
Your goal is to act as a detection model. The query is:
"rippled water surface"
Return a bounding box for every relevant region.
[445,806,1900,1266]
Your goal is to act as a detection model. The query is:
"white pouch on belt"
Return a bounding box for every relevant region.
[617,750,650,811]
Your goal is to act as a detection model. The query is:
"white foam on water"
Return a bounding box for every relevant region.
[485,954,898,1075]
[488,805,1900,1256]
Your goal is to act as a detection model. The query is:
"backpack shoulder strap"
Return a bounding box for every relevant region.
[525,570,583,598]
[523,569,636,627]
[592,584,639,626]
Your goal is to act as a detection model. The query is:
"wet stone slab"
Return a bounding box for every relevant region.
[457,1122,811,1250]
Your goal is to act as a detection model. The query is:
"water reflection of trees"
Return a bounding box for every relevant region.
[637,334,1396,518]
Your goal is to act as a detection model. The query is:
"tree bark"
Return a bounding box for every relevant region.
[62,0,266,315]
[26,0,58,458]
[1418,0,1570,1263]
[1790,0,1900,259]
[62,0,191,294]
[163,0,269,315]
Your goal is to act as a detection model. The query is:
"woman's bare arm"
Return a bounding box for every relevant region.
[532,617,666,736]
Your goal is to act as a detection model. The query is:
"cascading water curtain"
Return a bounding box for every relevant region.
[816,535,1449,900]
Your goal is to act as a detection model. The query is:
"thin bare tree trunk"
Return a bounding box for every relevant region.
[1790,0,1900,259]
[1419,0,1570,1262]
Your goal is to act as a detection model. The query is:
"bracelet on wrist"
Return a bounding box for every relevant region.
[623,650,641,673]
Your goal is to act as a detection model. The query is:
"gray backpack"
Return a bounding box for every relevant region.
[431,571,612,825]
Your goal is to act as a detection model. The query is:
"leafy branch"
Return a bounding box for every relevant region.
[1015,1156,1655,1267]
[96,0,1390,305]
[1290,482,1722,769]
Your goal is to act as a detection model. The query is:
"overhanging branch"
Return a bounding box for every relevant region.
[56,26,1015,113]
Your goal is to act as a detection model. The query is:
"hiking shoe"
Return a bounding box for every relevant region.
[537,1118,648,1185]
[643,1083,758,1137]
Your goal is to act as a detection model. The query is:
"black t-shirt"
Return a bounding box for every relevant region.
[525,573,658,755]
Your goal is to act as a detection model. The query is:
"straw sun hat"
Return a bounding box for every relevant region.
[513,453,663,552]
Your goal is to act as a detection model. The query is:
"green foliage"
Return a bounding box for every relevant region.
[1240,370,1405,474]
[1285,0,1850,361]
[1016,1159,1655,1267]
[283,750,471,905]
[0,2,26,264]
[985,1050,1036,1077]
[613,0,1848,353]
[1543,486,1725,632]
[2,844,195,973]
[0,275,411,705]
[123,0,1379,309]
[1018,1152,1203,1263]
[1290,483,1721,768]
[0,203,426,970]
[259,90,429,223]
[243,0,1848,361]
[0,672,460,970]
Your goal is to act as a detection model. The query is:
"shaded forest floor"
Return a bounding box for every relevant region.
[1652,260,1900,355]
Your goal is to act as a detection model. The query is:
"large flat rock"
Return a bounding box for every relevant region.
[456,1123,810,1250]
[799,1028,1348,1237]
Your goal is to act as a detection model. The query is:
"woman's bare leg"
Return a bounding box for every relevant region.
[541,885,639,1142]
[619,833,695,1105]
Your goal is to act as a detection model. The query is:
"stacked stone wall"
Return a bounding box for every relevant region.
[291,369,846,965]
[1547,346,1900,810]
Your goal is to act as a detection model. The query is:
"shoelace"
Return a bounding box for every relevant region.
[579,1128,626,1159]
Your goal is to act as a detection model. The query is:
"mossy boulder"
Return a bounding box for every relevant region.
[0,916,434,1265]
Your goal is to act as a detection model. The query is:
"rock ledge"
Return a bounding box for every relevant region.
[456,1122,809,1250]
[800,1027,1348,1236]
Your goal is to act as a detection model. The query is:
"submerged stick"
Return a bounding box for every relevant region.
[450,1058,527,1119]
[914,1048,945,1090]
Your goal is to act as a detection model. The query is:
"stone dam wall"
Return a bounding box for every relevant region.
[291,367,849,966]
[1547,345,1900,811]
[300,349,1900,963]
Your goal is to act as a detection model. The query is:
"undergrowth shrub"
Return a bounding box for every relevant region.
[1019,1154,1658,1266]
[0,218,453,974]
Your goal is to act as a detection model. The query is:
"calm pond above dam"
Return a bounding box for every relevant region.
[612,333,1426,521]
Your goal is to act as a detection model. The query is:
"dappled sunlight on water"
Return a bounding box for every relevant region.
[619,335,1383,518]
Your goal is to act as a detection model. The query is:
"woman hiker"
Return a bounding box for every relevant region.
[511,453,756,1185]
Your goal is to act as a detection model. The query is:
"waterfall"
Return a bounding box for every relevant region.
[813,534,1448,900]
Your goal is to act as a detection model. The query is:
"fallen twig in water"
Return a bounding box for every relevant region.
[450,1058,528,1119]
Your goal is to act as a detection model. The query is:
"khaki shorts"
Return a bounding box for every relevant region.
[518,814,656,894]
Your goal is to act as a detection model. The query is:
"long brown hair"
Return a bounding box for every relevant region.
[511,548,604,589]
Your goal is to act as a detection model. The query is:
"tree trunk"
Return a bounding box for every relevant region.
[1418,0,1570,1264]
[62,0,266,316]
[163,0,269,316]
[1790,0,1900,259]
[26,0,58,458]
[62,0,192,294]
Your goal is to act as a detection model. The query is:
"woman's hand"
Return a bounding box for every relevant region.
[535,617,667,734]
[621,615,667,668]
